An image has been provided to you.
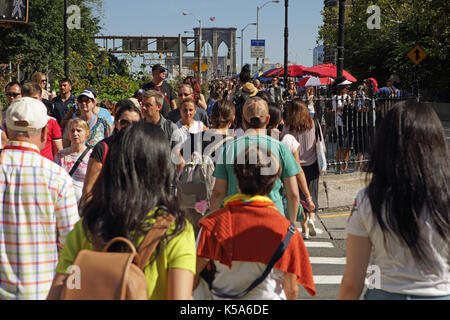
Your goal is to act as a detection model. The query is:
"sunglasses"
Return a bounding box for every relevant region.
[41,79,47,83]
[178,93,191,97]
[6,92,21,98]
[118,119,139,127]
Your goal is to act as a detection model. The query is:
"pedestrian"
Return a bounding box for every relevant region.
[62,89,112,147]
[81,100,142,204]
[54,118,92,205]
[283,98,324,238]
[51,78,75,126]
[21,81,63,161]
[183,76,208,111]
[0,97,79,300]
[142,64,177,117]
[195,145,316,300]
[302,86,316,119]
[171,97,208,148]
[167,84,210,127]
[267,77,283,107]
[140,89,178,143]
[31,72,52,101]
[338,101,450,300]
[210,96,301,223]
[332,77,353,173]
[48,122,196,300]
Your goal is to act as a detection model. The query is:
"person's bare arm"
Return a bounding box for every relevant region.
[282,272,299,300]
[53,139,63,153]
[292,150,315,212]
[194,257,209,290]
[338,234,371,300]
[197,94,208,110]
[167,268,194,300]
[1,130,8,148]
[283,175,300,223]
[81,158,103,205]
[209,178,228,213]
[171,99,178,110]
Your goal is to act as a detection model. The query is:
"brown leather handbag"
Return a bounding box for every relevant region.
[58,214,174,300]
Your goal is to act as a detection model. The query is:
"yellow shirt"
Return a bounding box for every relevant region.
[55,212,196,300]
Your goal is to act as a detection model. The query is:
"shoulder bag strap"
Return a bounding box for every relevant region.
[68,146,92,177]
[136,213,175,270]
[210,222,297,299]
[102,141,109,166]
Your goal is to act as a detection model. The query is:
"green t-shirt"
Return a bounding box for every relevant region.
[55,212,196,300]
[213,134,300,218]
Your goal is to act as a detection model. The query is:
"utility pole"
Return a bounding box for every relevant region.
[283,0,289,86]
[64,0,70,78]
[337,0,345,78]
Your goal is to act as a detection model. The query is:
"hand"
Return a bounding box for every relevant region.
[306,199,315,212]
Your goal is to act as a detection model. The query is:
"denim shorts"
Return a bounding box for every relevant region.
[364,288,450,300]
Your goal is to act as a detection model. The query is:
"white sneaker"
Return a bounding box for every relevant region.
[301,230,309,240]
[307,219,317,237]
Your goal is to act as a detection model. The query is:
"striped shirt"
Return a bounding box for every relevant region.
[0,141,79,300]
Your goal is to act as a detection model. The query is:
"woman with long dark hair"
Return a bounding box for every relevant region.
[339,101,450,300]
[48,122,196,300]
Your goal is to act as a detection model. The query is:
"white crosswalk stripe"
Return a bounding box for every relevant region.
[298,239,347,299]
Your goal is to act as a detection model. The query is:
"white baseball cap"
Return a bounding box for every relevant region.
[6,97,49,132]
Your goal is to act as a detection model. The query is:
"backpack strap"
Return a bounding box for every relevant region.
[208,222,297,299]
[136,213,175,270]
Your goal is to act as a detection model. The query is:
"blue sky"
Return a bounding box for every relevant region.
[98,0,324,71]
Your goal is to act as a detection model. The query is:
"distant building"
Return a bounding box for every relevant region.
[313,45,324,65]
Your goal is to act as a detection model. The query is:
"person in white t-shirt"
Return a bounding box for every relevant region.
[338,101,450,300]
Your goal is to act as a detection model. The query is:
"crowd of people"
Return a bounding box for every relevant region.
[0,62,448,300]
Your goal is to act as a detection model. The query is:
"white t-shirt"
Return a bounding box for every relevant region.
[332,94,348,127]
[172,120,205,146]
[194,228,287,300]
[281,133,300,154]
[347,188,450,296]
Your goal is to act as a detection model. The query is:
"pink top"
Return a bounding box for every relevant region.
[283,123,317,166]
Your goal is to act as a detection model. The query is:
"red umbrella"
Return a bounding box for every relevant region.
[261,67,283,78]
[303,63,357,82]
[277,65,307,77]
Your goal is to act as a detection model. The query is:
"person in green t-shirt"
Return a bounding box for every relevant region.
[210,96,301,222]
[47,122,196,300]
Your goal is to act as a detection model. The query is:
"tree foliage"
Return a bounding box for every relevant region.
[318,0,450,99]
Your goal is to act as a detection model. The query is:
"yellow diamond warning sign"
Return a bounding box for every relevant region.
[407,45,427,65]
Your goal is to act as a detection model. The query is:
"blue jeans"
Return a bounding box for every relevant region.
[364,289,450,300]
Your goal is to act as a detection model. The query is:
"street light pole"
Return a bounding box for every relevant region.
[337,0,346,78]
[256,0,280,71]
[283,0,288,86]
[183,12,202,82]
[241,23,256,71]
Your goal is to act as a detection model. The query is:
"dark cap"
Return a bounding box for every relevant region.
[152,64,166,72]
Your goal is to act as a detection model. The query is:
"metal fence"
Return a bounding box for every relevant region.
[309,95,415,174]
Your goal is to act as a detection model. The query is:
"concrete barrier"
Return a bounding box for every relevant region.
[318,172,370,209]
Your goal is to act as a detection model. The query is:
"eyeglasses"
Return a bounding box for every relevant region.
[6,92,21,98]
